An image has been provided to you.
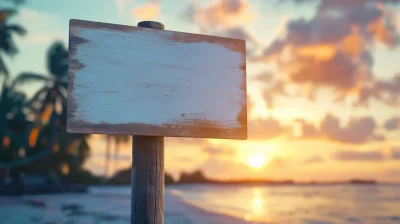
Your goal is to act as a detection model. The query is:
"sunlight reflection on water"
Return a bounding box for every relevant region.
[248,187,265,221]
[169,184,400,224]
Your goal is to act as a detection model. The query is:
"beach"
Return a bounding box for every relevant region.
[1,184,400,224]
[0,187,250,224]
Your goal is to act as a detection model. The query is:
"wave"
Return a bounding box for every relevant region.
[86,185,400,224]
[88,186,254,223]
[166,188,274,224]
[89,185,131,197]
[168,189,184,197]
[88,186,263,223]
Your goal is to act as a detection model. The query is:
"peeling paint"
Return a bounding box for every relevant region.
[67,19,247,139]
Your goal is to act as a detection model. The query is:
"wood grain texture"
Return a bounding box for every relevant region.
[131,21,164,224]
[67,19,247,139]
[131,136,164,224]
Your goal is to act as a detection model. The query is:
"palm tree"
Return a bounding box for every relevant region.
[0,2,28,150]
[0,6,27,182]
[0,7,27,139]
[3,0,26,5]
[104,135,112,177]
[11,42,68,168]
[104,135,130,177]
[113,135,130,172]
[12,42,68,123]
[0,4,89,180]
[10,42,90,178]
[0,80,34,184]
[0,85,28,153]
[0,9,26,85]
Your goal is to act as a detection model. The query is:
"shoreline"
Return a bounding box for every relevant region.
[168,182,400,187]
[167,188,271,224]
[165,189,253,224]
[1,181,393,197]
[1,184,399,223]
[0,186,256,224]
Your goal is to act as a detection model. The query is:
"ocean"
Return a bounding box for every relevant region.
[1,184,400,223]
[169,184,400,223]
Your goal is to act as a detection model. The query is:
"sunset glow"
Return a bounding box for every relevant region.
[246,154,267,169]
[4,0,400,183]
[3,1,400,223]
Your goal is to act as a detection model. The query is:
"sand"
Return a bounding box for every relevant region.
[0,190,252,224]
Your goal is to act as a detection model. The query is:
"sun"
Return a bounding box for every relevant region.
[246,154,267,169]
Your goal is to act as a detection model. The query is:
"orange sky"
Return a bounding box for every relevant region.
[83,0,400,182]
[4,0,400,182]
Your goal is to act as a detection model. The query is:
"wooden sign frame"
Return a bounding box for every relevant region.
[67,19,247,140]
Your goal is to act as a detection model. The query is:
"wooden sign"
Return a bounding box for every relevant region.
[67,19,247,139]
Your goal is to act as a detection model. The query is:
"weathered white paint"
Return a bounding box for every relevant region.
[68,19,247,139]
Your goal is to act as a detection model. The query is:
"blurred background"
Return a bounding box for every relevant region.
[0,0,399,223]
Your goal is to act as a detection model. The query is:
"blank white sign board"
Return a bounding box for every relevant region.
[67,19,247,139]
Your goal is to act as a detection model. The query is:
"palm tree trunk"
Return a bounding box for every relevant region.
[0,78,7,104]
[105,135,111,177]
[115,140,119,173]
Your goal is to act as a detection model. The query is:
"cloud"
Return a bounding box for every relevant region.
[248,118,288,140]
[320,114,379,144]
[267,157,287,168]
[387,146,400,159]
[295,119,319,138]
[199,157,251,179]
[256,0,400,106]
[115,0,134,15]
[177,156,195,162]
[331,146,400,162]
[260,80,288,109]
[182,0,259,56]
[181,0,198,22]
[385,117,400,130]
[167,137,207,146]
[332,149,385,161]
[254,72,275,83]
[373,74,400,105]
[198,144,290,178]
[185,0,255,31]
[202,145,236,156]
[132,0,159,21]
[352,74,400,107]
[214,27,258,50]
[295,114,382,144]
[284,0,400,9]
[303,155,324,164]
[249,114,382,144]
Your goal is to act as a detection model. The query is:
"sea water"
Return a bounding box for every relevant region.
[2,184,400,223]
[168,184,400,223]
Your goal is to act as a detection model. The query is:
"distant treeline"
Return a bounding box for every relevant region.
[107,168,378,186]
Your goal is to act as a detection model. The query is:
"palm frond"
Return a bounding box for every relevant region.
[47,42,68,77]
[10,0,26,5]
[58,85,68,98]
[7,24,27,36]
[0,9,16,23]
[27,87,48,104]
[24,87,49,113]
[11,72,48,88]
[0,56,9,77]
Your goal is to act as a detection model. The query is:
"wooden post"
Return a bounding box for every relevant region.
[68,18,247,222]
[131,21,165,224]
[131,136,164,224]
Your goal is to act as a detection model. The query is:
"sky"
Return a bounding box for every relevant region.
[2,0,400,182]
